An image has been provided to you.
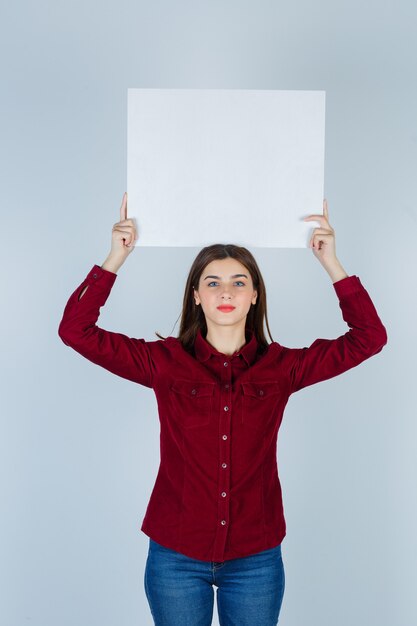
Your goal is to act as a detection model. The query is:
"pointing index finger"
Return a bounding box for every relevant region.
[304,199,330,226]
[120,192,127,221]
[323,198,328,219]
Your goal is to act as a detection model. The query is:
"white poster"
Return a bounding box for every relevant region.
[127,88,325,248]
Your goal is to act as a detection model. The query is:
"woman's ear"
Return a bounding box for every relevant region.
[252,290,257,305]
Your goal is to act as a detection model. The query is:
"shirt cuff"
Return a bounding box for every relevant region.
[85,264,118,288]
[332,275,363,298]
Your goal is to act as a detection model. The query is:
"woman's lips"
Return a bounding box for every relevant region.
[217,306,236,312]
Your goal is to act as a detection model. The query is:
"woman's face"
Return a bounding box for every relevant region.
[193,258,257,329]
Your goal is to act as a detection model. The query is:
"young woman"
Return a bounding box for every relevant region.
[58,192,387,626]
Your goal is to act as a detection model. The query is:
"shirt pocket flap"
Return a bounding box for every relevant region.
[241,381,281,399]
[169,380,216,429]
[170,380,216,398]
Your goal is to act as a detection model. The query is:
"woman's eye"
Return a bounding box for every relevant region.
[207,281,245,287]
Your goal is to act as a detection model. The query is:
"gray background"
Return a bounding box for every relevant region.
[1,1,416,625]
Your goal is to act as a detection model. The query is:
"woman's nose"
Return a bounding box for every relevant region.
[220,285,235,298]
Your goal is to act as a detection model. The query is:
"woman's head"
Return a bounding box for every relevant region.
[156,244,274,354]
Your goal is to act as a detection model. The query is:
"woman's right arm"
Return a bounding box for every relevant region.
[58,193,154,388]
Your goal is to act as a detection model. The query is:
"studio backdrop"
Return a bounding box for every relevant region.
[1,1,415,625]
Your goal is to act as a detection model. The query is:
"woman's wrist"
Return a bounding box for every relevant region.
[101,254,125,274]
[325,259,349,283]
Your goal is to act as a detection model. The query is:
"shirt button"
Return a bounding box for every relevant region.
[93,273,97,278]
[224,406,229,411]
[222,435,227,440]
[221,492,227,497]
[259,389,264,396]
[224,384,229,389]
[222,463,227,468]
[223,361,229,367]
[221,520,227,525]
[191,389,197,395]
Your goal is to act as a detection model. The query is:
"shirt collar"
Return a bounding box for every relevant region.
[194,327,258,366]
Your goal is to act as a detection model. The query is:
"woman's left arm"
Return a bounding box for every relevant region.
[286,199,388,394]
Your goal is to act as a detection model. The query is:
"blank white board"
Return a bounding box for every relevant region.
[127,88,325,248]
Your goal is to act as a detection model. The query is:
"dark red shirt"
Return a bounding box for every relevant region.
[58,264,388,562]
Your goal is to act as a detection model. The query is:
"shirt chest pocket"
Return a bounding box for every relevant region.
[241,381,281,429]
[169,380,216,429]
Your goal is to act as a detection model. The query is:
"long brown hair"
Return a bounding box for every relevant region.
[155,244,274,355]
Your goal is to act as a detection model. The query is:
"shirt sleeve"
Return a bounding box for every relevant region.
[58,264,154,388]
[288,275,388,394]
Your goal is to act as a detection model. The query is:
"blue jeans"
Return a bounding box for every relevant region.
[144,538,285,626]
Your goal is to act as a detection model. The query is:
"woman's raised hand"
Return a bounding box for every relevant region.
[303,199,348,282]
[109,192,138,259]
[303,199,337,264]
[100,193,139,274]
